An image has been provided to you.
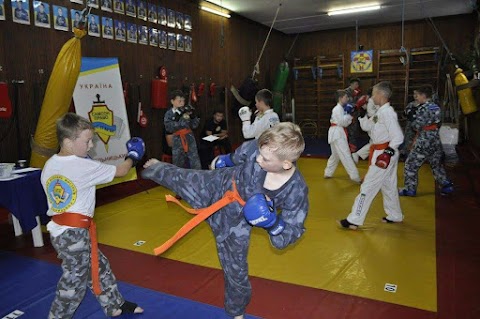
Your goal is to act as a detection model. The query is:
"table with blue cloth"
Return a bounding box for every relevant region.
[0,169,49,247]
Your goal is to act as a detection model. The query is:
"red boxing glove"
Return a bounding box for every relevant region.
[353,88,362,97]
[355,95,368,110]
[197,82,205,97]
[375,147,395,169]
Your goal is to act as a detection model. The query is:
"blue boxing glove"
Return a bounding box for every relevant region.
[344,103,355,115]
[243,194,285,236]
[126,137,145,166]
[212,154,235,169]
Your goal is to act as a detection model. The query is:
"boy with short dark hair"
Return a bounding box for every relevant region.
[324,89,361,183]
[142,122,309,319]
[164,89,201,169]
[238,88,280,139]
[41,113,144,318]
[399,85,453,196]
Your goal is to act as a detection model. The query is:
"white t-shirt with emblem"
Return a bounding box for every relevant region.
[41,154,116,237]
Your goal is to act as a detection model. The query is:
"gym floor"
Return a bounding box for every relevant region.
[1,143,479,319]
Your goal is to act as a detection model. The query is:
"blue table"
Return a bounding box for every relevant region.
[0,170,48,246]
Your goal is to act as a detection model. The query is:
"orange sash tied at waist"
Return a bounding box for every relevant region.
[174,128,192,153]
[368,142,390,165]
[51,213,101,296]
[410,124,439,150]
[154,179,245,256]
[330,123,348,139]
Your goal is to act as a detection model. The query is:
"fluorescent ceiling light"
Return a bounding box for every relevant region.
[200,6,231,18]
[328,4,381,16]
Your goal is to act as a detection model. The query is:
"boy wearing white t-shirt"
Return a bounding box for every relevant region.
[41,113,145,318]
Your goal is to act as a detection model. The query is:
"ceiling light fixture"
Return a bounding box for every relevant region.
[327,4,381,16]
[200,6,231,18]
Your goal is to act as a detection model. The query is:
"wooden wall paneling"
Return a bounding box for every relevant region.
[407,46,442,101]
[317,54,345,137]
[292,57,318,138]
[376,49,409,113]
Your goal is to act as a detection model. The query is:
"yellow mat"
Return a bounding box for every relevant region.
[94,158,436,312]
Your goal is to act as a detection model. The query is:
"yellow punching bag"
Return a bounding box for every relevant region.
[454,68,478,115]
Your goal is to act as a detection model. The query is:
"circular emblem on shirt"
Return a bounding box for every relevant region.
[46,175,77,213]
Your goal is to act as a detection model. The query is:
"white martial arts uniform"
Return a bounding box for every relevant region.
[242,109,280,139]
[355,98,379,160]
[346,102,404,226]
[324,103,361,182]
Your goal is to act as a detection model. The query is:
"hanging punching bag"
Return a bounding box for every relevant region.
[454,68,478,115]
[272,60,290,114]
[151,66,168,109]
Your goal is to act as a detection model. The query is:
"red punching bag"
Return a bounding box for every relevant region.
[151,66,168,109]
[0,82,13,119]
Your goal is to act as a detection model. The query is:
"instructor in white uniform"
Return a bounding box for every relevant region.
[338,81,404,229]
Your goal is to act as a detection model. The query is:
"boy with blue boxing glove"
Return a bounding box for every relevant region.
[142,122,309,319]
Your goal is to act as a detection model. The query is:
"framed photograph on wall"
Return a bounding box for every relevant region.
[184,35,192,52]
[101,0,112,12]
[34,1,50,28]
[102,16,114,39]
[138,25,148,44]
[12,0,30,25]
[167,32,175,50]
[125,0,135,17]
[167,9,175,28]
[158,6,166,25]
[115,19,126,41]
[137,0,146,20]
[149,27,158,47]
[87,0,99,9]
[127,22,137,43]
[87,13,100,37]
[113,0,124,14]
[184,14,191,31]
[176,33,184,51]
[71,9,82,30]
[175,12,183,29]
[147,3,156,23]
[159,30,167,48]
[53,5,68,31]
[0,0,5,21]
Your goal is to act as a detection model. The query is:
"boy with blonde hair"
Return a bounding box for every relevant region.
[41,113,145,318]
[142,122,309,319]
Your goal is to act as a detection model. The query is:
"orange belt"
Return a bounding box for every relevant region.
[51,213,101,296]
[368,142,390,165]
[410,124,439,150]
[174,128,192,153]
[330,123,348,139]
[154,179,245,256]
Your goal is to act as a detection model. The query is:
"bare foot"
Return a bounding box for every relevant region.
[233,315,244,319]
[143,158,160,169]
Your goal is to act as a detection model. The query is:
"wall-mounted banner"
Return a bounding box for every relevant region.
[73,57,137,187]
[350,50,373,73]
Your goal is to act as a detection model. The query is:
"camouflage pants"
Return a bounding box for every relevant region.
[141,162,252,317]
[400,122,415,157]
[49,228,124,319]
[172,134,202,170]
[404,136,448,191]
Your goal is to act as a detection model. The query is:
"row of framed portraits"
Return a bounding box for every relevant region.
[0,0,192,31]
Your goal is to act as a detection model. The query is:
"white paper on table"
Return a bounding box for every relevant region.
[202,135,220,142]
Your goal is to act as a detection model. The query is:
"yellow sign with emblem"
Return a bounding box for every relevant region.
[351,50,373,73]
[88,94,117,151]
